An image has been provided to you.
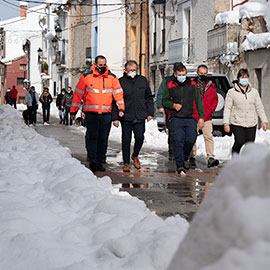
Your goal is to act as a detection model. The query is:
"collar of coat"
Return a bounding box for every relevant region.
[233,81,252,93]
[92,64,109,78]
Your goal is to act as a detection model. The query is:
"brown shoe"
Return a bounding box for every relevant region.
[123,163,130,172]
[131,155,141,169]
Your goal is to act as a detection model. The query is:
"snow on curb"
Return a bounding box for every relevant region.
[0,105,188,270]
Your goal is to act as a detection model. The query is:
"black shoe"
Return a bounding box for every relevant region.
[183,160,190,170]
[89,161,98,172]
[97,163,106,172]
[177,167,186,174]
[189,157,196,169]
[207,158,219,168]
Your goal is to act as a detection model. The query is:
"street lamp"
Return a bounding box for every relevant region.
[37,47,43,58]
[152,0,175,23]
[55,26,62,39]
[51,37,59,50]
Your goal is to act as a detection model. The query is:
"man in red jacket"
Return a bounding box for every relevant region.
[191,65,219,168]
[9,85,18,109]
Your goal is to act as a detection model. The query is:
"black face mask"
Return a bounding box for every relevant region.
[97,66,106,74]
[198,75,208,82]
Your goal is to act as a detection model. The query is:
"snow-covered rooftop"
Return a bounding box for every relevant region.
[215,1,270,30]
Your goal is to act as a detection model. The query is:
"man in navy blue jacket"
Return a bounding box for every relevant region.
[112,60,154,172]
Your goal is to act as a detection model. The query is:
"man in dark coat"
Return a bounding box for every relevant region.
[62,87,74,125]
[112,60,154,172]
[56,88,66,124]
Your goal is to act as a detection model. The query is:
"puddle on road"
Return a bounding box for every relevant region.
[113,177,213,205]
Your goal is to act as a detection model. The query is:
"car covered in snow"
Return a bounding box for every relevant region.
[155,73,233,135]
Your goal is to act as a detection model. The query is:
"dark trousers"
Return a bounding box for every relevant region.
[28,106,37,124]
[166,117,174,157]
[231,124,257,154]
[85,113,112,164]
[42,106,50,123]
[85,123,112,161]
[121,120,145,164]
[171,118,198,168]
[10,98,17,109]
[64,107,72,125]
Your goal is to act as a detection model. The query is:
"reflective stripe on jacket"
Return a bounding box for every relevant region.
[70,64,125,114]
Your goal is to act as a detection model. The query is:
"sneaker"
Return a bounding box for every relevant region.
[97,163,106,172]
[131,155,141,169]
[123,163,130,172]
[29,124,33,127]
[177,167,186,174]
[189,157,196,169]
[183,160,190,170]
[207,157,219,168]
[89,161,98,172]
[44,122,50,126]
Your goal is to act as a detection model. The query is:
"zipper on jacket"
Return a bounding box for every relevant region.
[103,78,105,89]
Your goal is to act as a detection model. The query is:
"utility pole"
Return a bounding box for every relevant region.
[145,0,149,81]
[139,1,143,75]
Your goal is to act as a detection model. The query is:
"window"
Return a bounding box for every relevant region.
[17,77,24,85]
[20,64,27,70]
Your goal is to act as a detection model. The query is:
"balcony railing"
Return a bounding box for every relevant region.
[168,38,194,64]
[207,25,240,59]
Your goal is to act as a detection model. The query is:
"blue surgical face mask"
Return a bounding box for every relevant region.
[239,78,249,86]
[177,76,186,83]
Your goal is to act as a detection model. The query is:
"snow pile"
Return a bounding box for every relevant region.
[242,31,270,50]
[168,143,270,270]
[215,9,239,25]
[215,1,270,29]
[0,105,188,270]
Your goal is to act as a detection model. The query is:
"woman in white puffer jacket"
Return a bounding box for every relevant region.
[223,68,268,154]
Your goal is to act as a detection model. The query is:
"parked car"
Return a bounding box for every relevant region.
[154,73,233,135]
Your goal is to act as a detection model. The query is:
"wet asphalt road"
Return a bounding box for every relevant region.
[34,115,221,222]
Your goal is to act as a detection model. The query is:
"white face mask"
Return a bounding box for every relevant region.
[127,71,136,78]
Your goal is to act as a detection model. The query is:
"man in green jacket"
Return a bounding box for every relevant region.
[162,63,204,174]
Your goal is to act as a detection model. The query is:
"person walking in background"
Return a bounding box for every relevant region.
[190,64,219,168]
[62,86,74,126]
[56,88,66,124]
[224,68,268,154]
[25,86,39,126]
[162,63,204,174]
[112,60,154,172]
[5,88,11,105]
[39,87,53,125]
[70,55,125,173]
[9,85,18,109]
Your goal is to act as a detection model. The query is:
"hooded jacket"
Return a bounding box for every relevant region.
[192,78,218,121]
[223,82,268,127]
[70,64,125,115]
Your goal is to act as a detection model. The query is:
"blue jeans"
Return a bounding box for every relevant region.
[84,113,112,164]
[171,118,197,168]
[121,120,145,164]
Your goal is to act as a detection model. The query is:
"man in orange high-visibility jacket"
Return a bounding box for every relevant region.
[70,55,125,172]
